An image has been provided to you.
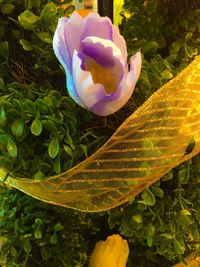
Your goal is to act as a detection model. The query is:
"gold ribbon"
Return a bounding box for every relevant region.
[1,56,200,212]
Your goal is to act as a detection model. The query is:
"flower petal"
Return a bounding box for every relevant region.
[90,52,142,116]
[112,25,128,62]
[128,51,142,84]
[72,50,106,108]
[82,36,123,67]
[53,17,83,107]
[81,12,113,41]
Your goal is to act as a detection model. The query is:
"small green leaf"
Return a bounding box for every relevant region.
[34,227,42,239]
[37,32,52,44]
[19,39,33,51]
[1,3,15,14]
[11,118,25,138]
[33,171,45,180]
[132,214,143,224]
[41,3,57,22]
[185,32,193,41]
[10,246,17,257]
[50,234,57,244]
[161,69,173,80]
[54,223,64,232]
[138,188,156,206]
[24,239,32,253]
[41,247,49,261]
[173,239,185,254]
[142,41,158,54]
[31,118,42,136]
[7,138,17,158]
[0,78,5,92]
[18,10,38,30]
[53,155,61,174]
[0,106,6,127]
[80,144,88,157]
[48,138,59,158]
[0,41,9,60]
[64,5,75,15]
[184,45,194,58]
[64,144,73,157]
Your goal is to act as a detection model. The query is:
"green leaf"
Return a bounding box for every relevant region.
[178,168,189,184]
[37,32,52,44]
[48,138,59,159]
[31,118,42,136]
[1,3,15,14]
[0,78,5,92]
[161,69,173,80]
[18,10,38,30]
[41,3,57,22]
[173,239,185,254]
[11,118,25,138]
[7,138,17,158]
[41,247,49,261]
[151,186,164,198]
[63,144,73,157]
[54,223,64,232]
[184,45,194,58]
[50,234,57,244]
[0,41,9,60]
[34,227,42,239]
[64,5,75,15]
[24,239,32,253]
[10,246,17,257]
[19,39,33,51]
[80,144,88,157]
[53,155,61,174]
[142,41,158,54]
[138,188,156,206]
[33,171,45,180]
[25,0,41,9]
[0,106,6,127]
[132,214,143,224]
[185,32,193,41]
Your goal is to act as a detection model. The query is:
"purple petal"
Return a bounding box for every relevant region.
[90,52,142,116]
[53,17,84,107]
[82,36,123,68]
[81,12,113,42]
[58,12,84,59]
[72,50,107,108]
[129,51,142,81]
[112,25,127,62]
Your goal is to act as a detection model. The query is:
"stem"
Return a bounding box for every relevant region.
[98,0,113,21]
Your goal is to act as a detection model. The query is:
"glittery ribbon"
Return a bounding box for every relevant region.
[1,56,200,212]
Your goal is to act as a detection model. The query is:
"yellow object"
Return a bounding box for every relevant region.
[0,56,200,212]
[114,0,124,25]
[89,234,129,267]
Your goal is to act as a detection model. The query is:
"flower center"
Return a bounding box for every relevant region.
[85,57,120,94]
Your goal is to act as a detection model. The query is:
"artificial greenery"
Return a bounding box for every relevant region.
[0,0,199,266]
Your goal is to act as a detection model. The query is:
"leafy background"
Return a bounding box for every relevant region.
[0,0,200,266]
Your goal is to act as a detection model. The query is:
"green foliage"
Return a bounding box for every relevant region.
[0,0,199,266]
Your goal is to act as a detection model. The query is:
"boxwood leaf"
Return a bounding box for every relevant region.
[138,188,156,206]
[19,39,33,51]
[7,138,18,158]
[11,118,25,138]
[0,106,6,127]
[18,10,38,30]
[48,137,59,158]
[31,118,42,136]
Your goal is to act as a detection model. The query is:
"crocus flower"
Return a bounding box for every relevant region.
[53,11,141,116]
[89,234,129,267]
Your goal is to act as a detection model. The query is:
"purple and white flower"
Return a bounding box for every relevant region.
[53,11,141,116]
